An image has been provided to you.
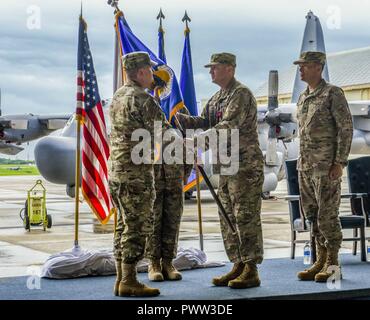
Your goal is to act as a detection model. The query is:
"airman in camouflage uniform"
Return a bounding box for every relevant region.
[294,51,353,282]
[176,53,264,289]
[145,162,184,281]
[145,104,193,282]
[109,52,170,297]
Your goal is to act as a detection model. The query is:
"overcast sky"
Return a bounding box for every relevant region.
[1,0,370,159]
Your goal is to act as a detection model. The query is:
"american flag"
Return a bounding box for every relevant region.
[76,16,114,224]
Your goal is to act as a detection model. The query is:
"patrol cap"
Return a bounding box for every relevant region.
[204,52,236,68]
[293,51,326,65]
[122,52,157,71]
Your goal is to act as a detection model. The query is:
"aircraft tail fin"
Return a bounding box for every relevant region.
[291,11,330,103]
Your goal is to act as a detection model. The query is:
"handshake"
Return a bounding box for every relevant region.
[184,129,212,148]
[183,129,213,163]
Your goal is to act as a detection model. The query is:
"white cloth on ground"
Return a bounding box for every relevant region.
[41,246,225,279]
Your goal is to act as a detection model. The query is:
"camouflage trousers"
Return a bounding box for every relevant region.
[298,169,343,251]
[145,177,183,260]
[218,168,264,264]
[110,174,155,264]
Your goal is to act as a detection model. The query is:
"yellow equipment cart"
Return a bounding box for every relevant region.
[23,180,52,231]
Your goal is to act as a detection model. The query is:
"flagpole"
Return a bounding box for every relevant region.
[156,8,166,63]
[182,10,191,31]
[113,28,119,93]
[108,0,120,13]
[157,8,165,31]
[181,11,204,250]
[74,7,83,249]
[195,150,204,251]
[74,113,82,248]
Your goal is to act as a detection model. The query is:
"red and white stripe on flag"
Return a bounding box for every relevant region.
[77,70,114,224]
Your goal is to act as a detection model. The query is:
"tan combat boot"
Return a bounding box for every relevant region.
[212,262,245,286]
[314,248,342,282]
[113,260,122,296]
[297,242,327,281]
[118,263,160,297]
[148,259,164,281]
[161,259,182,281]
[228,262,261,289]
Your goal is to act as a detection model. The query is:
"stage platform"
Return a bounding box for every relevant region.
[1,254,369,300]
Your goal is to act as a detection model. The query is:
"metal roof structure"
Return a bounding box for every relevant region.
[254,46,370,98]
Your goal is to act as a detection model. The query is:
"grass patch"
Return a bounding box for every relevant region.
[0,165,40,176]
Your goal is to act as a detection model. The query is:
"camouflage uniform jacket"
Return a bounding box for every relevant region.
[153,106,192,181]
[297,79,353,171]
[109,81,170,182]
[177,78,263,172]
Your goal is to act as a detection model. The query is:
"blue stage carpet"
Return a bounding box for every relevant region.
[1,254,369,300]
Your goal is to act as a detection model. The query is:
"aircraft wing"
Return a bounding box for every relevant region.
[0,115,30,130]
[348,101,370,132]
[0,118,11,129]
[0,142,24,155]
[348,101,370,117]
[38,115,72,130]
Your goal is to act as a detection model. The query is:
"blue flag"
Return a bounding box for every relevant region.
[179,27,202,192]
[116,13,184,121]
[180,28,198,116]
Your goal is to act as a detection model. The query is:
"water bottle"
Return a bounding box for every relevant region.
[303,242,311,265]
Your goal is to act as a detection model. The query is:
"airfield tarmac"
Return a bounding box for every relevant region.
[0,174,356,278]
